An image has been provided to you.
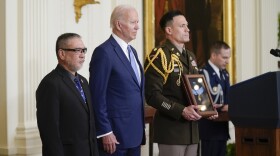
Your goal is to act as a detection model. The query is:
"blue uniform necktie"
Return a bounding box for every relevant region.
[127,45,141,84]
[219,70,224,81]
[74,77,86,103]
[219,70,225,104]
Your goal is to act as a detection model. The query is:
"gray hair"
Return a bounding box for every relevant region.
[110,5,135,29]
[55,33,81,58]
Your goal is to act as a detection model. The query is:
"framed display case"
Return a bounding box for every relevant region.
[182,74,217,117]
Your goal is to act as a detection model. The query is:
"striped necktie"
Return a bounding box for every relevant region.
[74,77,86,103]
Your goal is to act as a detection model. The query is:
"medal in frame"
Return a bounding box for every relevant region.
[182,74,217,117]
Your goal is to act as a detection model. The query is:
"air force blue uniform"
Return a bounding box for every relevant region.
[199,62,230,156]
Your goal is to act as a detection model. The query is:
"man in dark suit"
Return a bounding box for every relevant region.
[36,33,99,156]
[199,41,231,156]
[89,5,145,156]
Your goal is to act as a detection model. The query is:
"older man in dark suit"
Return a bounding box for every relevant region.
[36,33,99,156]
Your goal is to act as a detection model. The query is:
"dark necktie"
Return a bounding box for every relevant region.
[219,70,224,81]
[219,70,225,104]
[182,49,187,58]
[182,50,189,64]
[74,77,86,103]
[128,45,141,84]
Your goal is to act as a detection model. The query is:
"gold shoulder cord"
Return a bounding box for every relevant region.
[144,48,183,85]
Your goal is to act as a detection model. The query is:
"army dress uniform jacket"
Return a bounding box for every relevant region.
[144,39,199,145]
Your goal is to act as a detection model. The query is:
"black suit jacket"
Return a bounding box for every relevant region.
[36,64,99,156]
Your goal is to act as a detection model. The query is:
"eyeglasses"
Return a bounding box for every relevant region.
[61,48,87,54]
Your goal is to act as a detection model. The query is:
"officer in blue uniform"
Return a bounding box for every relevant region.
[199,41,231,156]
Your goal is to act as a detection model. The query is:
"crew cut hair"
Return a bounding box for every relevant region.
[55,33,81,58]
[210,41,230,54]
[159,10,184,31]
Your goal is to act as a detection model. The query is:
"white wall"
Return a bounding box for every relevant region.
[235,0,280,82]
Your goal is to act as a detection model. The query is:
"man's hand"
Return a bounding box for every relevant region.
[213,104,223,109]
[221,104,228,112]
[182,105,202,121]
[207,114,219,120]
[213,104,228,112]
[102,133,120,154]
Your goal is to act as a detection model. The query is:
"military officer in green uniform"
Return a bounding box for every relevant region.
[145,10,209,156]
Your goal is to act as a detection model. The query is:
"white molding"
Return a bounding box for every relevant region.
[235,0,258,82]
[15,0,47,155]
[15,124,41,155]
[0,0,19,155]
[0,146,17,156]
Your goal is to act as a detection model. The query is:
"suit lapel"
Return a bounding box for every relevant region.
[206,63,224,87]
[206,63,218,82]
[178,51,190,68]
[63,76,89,112]
[56,66,89,112]
[165,41,190,69]
[109,37,141,87]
